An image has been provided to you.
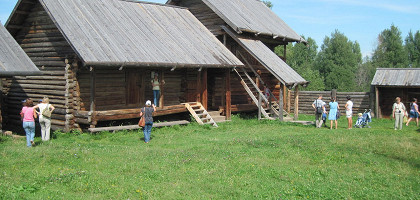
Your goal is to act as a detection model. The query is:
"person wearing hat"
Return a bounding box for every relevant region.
[151,73,165,107]
[140,100,156,143]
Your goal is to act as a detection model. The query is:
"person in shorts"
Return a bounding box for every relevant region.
[406,98,419,127]
[345,96,353,129]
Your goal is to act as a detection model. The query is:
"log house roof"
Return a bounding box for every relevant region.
[0,23,41,77]
[371,68,420,87]
[6,0,243,68]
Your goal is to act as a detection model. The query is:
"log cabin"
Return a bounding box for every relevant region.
[371,68,420,118]
[3,0,244,132]
[0,23,41,131]
[168,0,309,120]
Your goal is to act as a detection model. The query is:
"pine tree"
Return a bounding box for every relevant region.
[372,25,408,68]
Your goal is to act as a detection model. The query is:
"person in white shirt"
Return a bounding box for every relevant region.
[33,97,55,141]
[392,97,407,130]
[312,95,326,128]
[345,96,353,129]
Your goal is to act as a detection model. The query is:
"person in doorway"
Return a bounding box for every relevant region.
[406,98,419,127]
[34,97,55,141]
[392,97,407,130]
[20,98,37,147]
[312,95,326,128]
[328,97,339,129]
[345,96,353,129]
[151,73,165,107]
[140,100,156,143]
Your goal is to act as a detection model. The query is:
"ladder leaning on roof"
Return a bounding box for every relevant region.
[234,51,289,120]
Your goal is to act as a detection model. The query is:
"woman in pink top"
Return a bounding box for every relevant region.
[20,98,37,147]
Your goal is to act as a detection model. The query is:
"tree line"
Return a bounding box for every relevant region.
[274,25,420,92]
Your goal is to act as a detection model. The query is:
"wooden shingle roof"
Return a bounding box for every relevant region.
[0,23,41,77]
[371,68,420,87]
[189,0,305,43]
[9,0,243,68]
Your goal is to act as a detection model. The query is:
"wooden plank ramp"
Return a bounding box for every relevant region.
[183,102,218,127]
[88,120,190,133]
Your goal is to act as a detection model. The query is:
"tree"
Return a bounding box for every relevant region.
[372,25,408,68]
[275,36,325,91]
[314,30,362,91]
[262,1,273,9]
[405,30,420,68]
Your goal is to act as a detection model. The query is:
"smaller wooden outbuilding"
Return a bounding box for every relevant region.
[371,68,420,118]
[0,23,41,130]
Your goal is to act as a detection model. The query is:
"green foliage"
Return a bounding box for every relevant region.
[405,30,420,67]
[315,30,362,91]
[276,36,325,91]
[1,116,419,199]
[262,0,273,9]
[372,24,408,68]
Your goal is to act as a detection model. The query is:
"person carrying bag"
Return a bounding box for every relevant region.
[33,97,55,142]
[139,100,156,143]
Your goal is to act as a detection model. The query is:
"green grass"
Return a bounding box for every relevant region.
[1,115,419,199]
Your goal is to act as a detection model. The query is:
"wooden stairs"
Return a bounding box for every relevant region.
[234,67,289,120]
[183,102,218,127]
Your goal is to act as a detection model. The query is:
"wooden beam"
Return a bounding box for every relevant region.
[283,44,287,62]
[294,86,299,120]
[225,69,231,120]
[88,120,190,133]
[159,70,165,108]
[279,82,284,121]
[196,70,201,102]
[90,67,96,128]
[201,68,208,110]
[287,89,291,113]
[283,84,287,110]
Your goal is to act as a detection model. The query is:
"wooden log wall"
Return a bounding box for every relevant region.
[288,91,371,115]
[173,0,226,36]
[2,2,77,132]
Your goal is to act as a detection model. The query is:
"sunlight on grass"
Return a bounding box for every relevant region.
[0,115,419,199]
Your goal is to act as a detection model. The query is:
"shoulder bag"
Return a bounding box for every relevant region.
[42,104,52,118]
[138,108,146,127]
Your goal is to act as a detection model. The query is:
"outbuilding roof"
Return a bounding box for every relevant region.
[0,23,41,77]
[371,68,420,87]
[7,0,243,68]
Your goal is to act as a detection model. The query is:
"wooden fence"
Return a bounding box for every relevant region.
[287,91,372,115]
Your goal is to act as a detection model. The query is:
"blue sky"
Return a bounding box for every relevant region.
[1,0,419,57]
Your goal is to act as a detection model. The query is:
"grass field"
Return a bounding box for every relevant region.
[1,115,419,199]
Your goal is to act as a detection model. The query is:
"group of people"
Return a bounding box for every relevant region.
[312,95,420,130]
[20,97,55,147]
[393,97,419,130]
[312,95,353,129]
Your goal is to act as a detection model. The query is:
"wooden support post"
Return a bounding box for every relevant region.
[375,87,380,118]
[331,89,337,100]
[287,89,291,113]
[201,68,208,110]
[196,70,201,103]
[369,85,375,118]
[258,93,262,120]
[294,85,299,120]
[89,67,96,128]
[225,69,231,120]
[283,84,287,110]
[159,71,165,108]
[279,83,284,121]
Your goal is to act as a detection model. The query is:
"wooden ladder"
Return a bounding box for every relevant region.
[183,102,218,127]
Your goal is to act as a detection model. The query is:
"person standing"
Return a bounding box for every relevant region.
[151,73,165,107]
[312,95,326,128]
[392,97,407,130]
[140,100,156,143]
[20,98,37,147]
[406,98,419,127]
[328,97,339,130]
[34,97,55,141]
[345,96,353,129]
